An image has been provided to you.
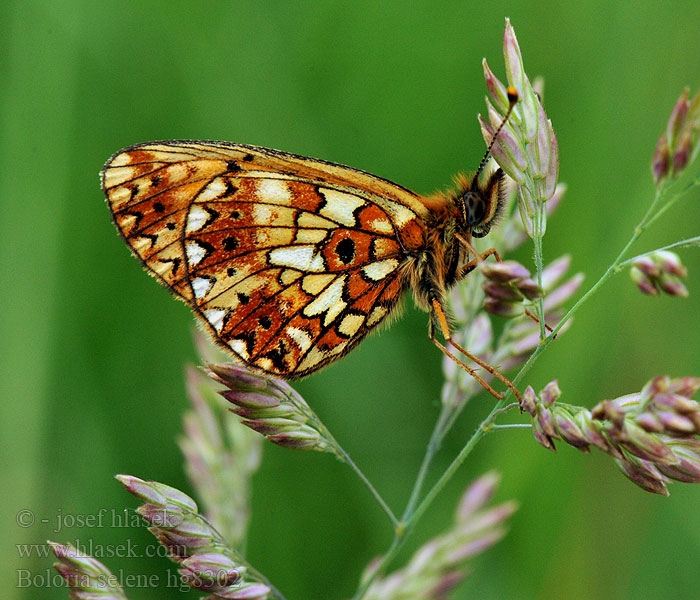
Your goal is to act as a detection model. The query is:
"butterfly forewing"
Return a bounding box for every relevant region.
[102,140,428,377]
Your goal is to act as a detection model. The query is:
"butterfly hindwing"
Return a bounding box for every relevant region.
[102,140,427,377]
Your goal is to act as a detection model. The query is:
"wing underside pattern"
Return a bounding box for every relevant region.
[102,141,427,377]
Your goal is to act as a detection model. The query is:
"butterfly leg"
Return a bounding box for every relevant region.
[429,297,521,401]
[458,246,501,278]
[457,239,553,334]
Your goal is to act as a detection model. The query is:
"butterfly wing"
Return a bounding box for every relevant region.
[102,140,429,378]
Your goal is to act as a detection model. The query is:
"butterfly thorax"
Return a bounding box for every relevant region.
[408,169,506,314]
[404,200,466,313]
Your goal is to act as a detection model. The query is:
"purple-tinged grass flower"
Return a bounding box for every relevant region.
[593,376,700,436]
[479,260,542,318]
[361,473,517,600]
[49,541,128,600]
[116,475,272,598]
[481,18,559,238]
[629,250,689,297]
[521,376,700,495]
[179,553,245,589]
[180,361,262,547]
[207,363,338,454]
[651,88,700,186]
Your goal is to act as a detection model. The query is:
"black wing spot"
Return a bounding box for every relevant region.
[157,257,181,277]
[166,222,176,231]
[153,201,165,213]
[193,239,216,263]
[134,233,158,248]
[124,210,144,230]
[231,210,241,219]
[264,343,288,372]
[315,186,327,211]
[226,160,242,173]
[150,174,162,187]
[201,206,220,230]
[233,330,256,357]
[336,237,356,265]
[243,154,255,162]
[237,292,250,305]
[223,236,239,251]
[259,315,272,330]
[227,267,237,277]
[224,179,239,197]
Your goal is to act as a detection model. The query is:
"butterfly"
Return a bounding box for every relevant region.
[102,95,521,398]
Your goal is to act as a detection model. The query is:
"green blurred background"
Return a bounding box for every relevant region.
[3,1,700,598]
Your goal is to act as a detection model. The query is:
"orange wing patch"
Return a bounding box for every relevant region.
[102,140,427,378]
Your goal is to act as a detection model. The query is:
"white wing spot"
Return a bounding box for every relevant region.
[366,306,388,327]
[369,217,394,235]
[257,179,292,204]
[286,326,313,353]
[362,258,399,281]
[166,163,189,181]
[269,246,326,272]
[256,357,273,371]
[204,309,228,332]
[319,189,365,226]
[192,277,214,299]
[304,275,347,326]
[309,253,325,271]
[132,236,152,253]
[196,177,227,202]
[252,203,295,227]
[186,205,210,233]
[338,313,365,337]
[186,241,206,267]
[229,339,249,360]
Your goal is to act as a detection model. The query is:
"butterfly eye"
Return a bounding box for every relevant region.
[464,193,486,228]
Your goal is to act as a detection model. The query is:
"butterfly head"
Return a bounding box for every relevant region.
[453,169,507,238]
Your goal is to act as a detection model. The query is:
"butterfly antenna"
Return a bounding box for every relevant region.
[473,86,519,183]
